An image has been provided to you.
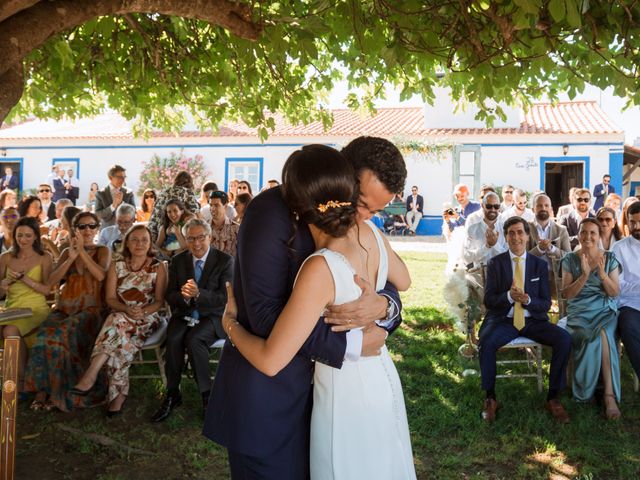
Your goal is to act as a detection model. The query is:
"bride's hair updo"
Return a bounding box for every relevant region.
[282,144,357,238]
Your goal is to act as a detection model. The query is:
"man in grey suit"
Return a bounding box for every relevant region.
[94,164,136,229]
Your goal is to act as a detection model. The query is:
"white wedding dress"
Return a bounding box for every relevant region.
[309,221,416,480]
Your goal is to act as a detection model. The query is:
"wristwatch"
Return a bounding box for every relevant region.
[385,299,394,320]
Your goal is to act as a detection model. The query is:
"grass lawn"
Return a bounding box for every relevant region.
[14,252,640,479]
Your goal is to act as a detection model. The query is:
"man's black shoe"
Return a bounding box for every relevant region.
[150,393,182,423]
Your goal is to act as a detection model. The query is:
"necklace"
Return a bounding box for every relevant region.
[127,258,147,272]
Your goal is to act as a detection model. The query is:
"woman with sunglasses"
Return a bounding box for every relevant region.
[236,180,253,197]
[156,199,193,258]
[25,212,111,411]
[596,207,622,251]
[72,225,167,417]
[136,188,156,223]
[0,207,19,253]
[0,217,53,386]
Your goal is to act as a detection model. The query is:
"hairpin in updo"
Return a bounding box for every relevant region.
[317,200,352,213]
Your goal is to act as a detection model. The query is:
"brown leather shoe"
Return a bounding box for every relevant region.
[481,398,498,422]
[545,399,570,424]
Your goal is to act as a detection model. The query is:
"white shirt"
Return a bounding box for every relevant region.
[200,204,236,222]
[410,194,418,212]
[192,247,210,271]
[506,250,531,318]
[463,218,507,267]
[499,206,535,224]
[97,225,122,249]
[534,221,559,256]
[464,209,484,229]
[612,236,640,311]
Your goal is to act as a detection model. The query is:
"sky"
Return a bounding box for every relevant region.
[328,82,640,145]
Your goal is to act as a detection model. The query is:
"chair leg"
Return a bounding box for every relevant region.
[536,346,543,394]
[634,372,639,393]
[155,346,167,387]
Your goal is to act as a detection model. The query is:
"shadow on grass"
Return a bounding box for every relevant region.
[390,305,640,479]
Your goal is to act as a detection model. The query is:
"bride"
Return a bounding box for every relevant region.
[222,145,416,480]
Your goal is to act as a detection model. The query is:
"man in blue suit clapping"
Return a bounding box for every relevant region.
[479,216,572,424]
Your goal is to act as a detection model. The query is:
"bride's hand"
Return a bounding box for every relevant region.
[222,282,238,333]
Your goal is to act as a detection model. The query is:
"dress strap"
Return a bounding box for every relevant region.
[365,220,388,291]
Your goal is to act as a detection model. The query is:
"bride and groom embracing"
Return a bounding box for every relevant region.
[204,137,417,480]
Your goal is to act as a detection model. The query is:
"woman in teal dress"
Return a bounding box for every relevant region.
[561,218,621,419]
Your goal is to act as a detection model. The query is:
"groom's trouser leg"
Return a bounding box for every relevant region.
[479,321,519,392]
[227,422,310,480]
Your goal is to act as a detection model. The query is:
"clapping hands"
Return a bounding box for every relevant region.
[510,280,529,305]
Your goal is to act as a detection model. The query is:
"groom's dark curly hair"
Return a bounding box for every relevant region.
[341,136,407,195]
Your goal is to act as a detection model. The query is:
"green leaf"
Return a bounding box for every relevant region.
[548,0,566,22]
[565,0,582,27]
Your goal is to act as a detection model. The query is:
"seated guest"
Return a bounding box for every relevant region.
[233,193,252,225]
[42,198,73,243]
[619,196,639,237]
[527,194,571,292]
[87,182,99,212]
[136,188,156,223]
[156,199,193,258]
[200,182,236,222]
[0,189,17,210]
[559,188,595,250]
[151,218,233,422]
[444,183,481,232]
[37,183,56,222]
[557,187,578,218]
[463,192,506,268]
[199,181,218,209]
[18,195,43,223]
[596,207,621,251]
[499,189,534,223]
[25,212,111,412]
[0,207,18,254]
[604,193,622,219]
[72,225,168,416]
[464,184,497,229]
[0,217,53,383]
[147,170,200,241]
[613,202,640,381]
[97,203,136,251]
[500,184,514,212]
[236,180,253,197]
[561,218,621,419]
[209,191,240,257]
[404,186,424,235]
[41,205,81,260]
[479,217,571,423]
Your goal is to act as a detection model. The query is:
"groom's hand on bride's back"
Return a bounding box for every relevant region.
[361,325,388,357]
[324,275,388,332]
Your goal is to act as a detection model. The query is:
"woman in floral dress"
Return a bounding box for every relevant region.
[25,212,111,411]
[72,224,167,416]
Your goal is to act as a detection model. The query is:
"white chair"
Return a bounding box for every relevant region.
[496,336,544,393]
[130,317,168,386]
[209,338,226,379]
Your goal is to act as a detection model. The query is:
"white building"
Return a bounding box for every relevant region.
[0,100,635,235]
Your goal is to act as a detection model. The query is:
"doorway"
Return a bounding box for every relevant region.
[544,162,584,210]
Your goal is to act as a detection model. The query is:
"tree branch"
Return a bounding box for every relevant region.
[0,64,24,127]
[0,0,260,77]
[0,0,40,24]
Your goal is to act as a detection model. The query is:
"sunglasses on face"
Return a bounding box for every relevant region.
[504,190,513,194]
[76,223,99,230]
[576,197,590,203]
[485,204,501,210]
[39,189,51,193]
[2,214,17,220]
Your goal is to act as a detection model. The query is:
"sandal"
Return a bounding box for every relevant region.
[29,400,45,411]
[604,394,621,420]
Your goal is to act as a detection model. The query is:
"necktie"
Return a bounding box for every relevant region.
[513,257,525,330]
[192,259,204,320]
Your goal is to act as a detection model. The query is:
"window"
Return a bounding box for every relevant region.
[225,158,263,194]
[453,146,481,198]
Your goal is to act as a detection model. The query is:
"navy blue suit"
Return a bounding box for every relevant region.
[204,187,402,479]
[479,251,571,394]
[1,175,18,191]
[52,177,67,202]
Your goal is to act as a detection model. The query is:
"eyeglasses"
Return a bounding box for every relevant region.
[598,217,615,223]
[117,219,134,226]
[76,223,99,230]
[187,234,208,243]
[144,194,155,199]
[238,185,249,190]
[113,175,126,180]
[1,214,17,220]
[504,190,514,194]
[576,197,590,203]
[485,204,501,210]
[38,189,51,193]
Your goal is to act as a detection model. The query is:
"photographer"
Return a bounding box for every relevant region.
[444,183,481,233]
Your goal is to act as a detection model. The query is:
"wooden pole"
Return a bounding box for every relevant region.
[0,336,20,480]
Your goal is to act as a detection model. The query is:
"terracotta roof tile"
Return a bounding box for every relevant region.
[0,101,622,140]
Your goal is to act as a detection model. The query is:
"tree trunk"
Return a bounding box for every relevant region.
[0,0,260,126]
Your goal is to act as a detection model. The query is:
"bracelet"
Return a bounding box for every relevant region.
[227,321,239,347]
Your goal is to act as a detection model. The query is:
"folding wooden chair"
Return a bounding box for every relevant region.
[130,317,168,386]
[0,336,20,480]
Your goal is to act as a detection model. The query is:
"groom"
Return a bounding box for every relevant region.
[204,137,407,479]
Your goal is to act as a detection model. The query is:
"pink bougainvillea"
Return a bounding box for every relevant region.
[138,150,210,196]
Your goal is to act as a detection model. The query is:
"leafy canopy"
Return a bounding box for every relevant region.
[8,0,640,137]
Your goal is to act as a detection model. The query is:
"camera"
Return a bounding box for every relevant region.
[444,208,456,216]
